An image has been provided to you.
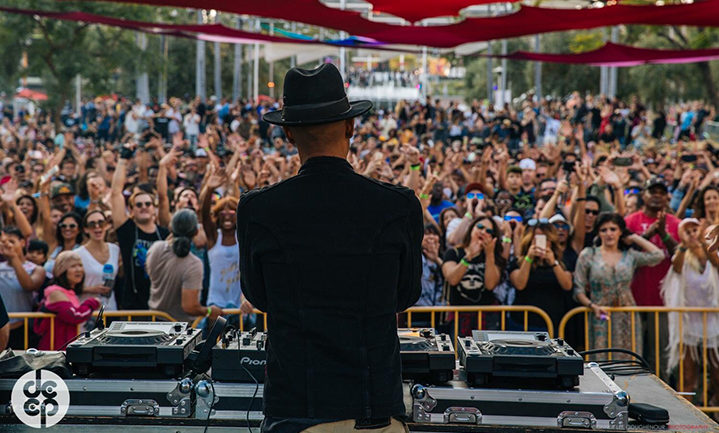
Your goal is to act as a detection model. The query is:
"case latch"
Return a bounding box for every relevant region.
[120,399,160,416]
[443,407,482,424]
[557,411,597,429]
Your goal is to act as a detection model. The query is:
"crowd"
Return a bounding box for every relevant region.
[1,90,719,405]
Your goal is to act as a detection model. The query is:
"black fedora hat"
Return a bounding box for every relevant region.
[263,63,372,126]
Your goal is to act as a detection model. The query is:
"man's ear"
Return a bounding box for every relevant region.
[345,119,355,139]
[283,126,295,144]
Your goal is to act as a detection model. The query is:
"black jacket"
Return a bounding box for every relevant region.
[237,156,423,419]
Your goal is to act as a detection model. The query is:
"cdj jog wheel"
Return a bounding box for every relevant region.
[99,329,174,345]
[484,339,555,356]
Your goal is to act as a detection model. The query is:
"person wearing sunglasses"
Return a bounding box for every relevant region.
[446,183,485,248]
[574,212,663,359]
[442,216,505,336]
[110,147,170,310]
[509,221,572,332]
[200,172,253,328]
[44,212,83,276]
[75,210,119,314]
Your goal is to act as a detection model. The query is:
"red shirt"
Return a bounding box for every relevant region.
[624,211,679,306]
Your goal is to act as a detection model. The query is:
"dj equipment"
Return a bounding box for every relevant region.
[0,376,197,418]
[66,321,203,377]
[211,329,267,383]
[411,363,629,430]
[458,330,583,389]
[398,328,455,384]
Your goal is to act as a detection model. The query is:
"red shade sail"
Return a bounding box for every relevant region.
[16,88,48,101]
[366,0,519,23]
[493,42,719,66]
[89,0,719,48]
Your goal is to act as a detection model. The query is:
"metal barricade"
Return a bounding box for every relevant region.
[190,309,267,330]
[558,306,719,414]
[7,312,56,350]
[7,310,178,351]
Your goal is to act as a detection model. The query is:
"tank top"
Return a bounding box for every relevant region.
[207,230,242,307]
[75,244,120,311]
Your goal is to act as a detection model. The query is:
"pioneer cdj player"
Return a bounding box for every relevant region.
[457,330,583,389]
[398,328,455,384]
[66,321,202,377]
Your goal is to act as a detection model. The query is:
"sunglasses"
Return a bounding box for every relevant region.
[585,209,600,216]
[527,218,549,227]
[466,192,484,200]
[504,215,523,223]
[475,223,495,236]
[134,201,153,208]
[624,188,640,195]
[86,220,105,228]
[554,223,570,231]
[59,223,78,230]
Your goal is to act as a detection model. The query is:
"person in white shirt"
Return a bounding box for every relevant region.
[75,210,120,314]
[183,109,201,147]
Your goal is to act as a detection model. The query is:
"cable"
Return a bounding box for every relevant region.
[202,379,216,433]
[579,348,652,375]
[236,326,260,433]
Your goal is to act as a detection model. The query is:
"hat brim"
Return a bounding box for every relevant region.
[262,100,373,126]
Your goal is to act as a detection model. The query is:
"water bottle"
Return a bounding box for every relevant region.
[102,264,114,300]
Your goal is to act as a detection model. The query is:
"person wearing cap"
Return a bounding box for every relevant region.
[50,182,76,214]
[518,158,537,195]
[661,218,719,401]
[34,251,101,350]
[146,209,222,324]
[624,176,680,378]
[238,64,422,432]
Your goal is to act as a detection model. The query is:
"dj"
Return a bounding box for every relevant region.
[237,64,423,433]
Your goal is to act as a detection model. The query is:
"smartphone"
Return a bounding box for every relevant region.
[535,234,547,251]
[612,157,633,167]
[681,154,698,163]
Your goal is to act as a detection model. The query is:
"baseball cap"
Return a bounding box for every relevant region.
[51,182,75,199]
[464,182,483,194]
[644,176,668,192]
[549,214,573,231]
[519,158,536,171]
[679,217,700,232]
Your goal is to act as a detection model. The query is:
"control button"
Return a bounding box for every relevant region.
[536,333,547,341]
[242,337,251,346]
[442,344,450,351]
[440,334,447,341]
[420,329,432,338]
[464,339,472,347]
[556,338,564,346]
[174,324,182,333]
[186,329,193,335]
[176,339,184,345]
[567,349,575,356]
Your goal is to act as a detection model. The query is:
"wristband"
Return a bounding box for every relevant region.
[502,236,512,244]
[661,232,672,243]
[465,212,473,219]
[524,256,533,264]
[460,258,471,267]
[205,306,212,317]
[419,193,429,200]
[576,197,586,202]
[678,246,687,252]
[410,164,421,171]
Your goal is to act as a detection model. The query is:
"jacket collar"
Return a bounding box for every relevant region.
[298,156,353,175]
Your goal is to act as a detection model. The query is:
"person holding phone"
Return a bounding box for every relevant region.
[509,219,572,331]
[574,213,663,357]
[446,183,485,247]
